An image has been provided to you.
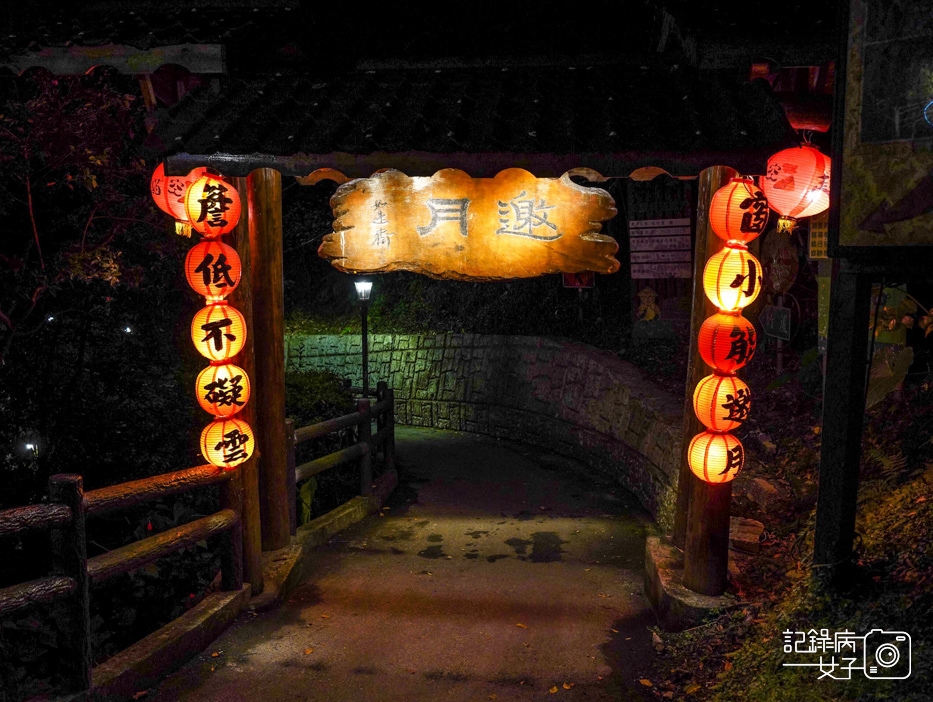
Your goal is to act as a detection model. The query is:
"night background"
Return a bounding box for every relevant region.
[1,1,932,701]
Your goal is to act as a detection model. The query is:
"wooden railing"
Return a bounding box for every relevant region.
[0,464,243,695]
[287,380,395,520]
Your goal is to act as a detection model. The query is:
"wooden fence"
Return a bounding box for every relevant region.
[0,380,395,697]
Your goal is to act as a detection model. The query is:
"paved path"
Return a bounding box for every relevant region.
[150,427,657,701]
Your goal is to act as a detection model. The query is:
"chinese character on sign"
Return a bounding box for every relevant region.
[195,183,234,229]
[725,325,756,366]
[215,427,250,463]
[371,200,394,248]
[740,190,770,234]
[720,388,751,422]
[496,191,562,241]
[194,253,235,289]
[417,198,470,238]
[201,318,236,351]
[203,374,246,407]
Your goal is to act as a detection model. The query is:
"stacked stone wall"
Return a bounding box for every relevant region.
[285,333,683,529]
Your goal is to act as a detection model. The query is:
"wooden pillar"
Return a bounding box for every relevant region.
[247,168,290,551]
[673,165,738,550]
[813,259,871,575]
[285,417,297,536]
[226,177,263,594]
[218,476,244,592]
[48,474,91,693]
[358,398,373,497]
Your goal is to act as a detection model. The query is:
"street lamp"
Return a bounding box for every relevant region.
[355,280,373,395]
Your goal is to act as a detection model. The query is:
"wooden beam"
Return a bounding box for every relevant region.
[247,168,291,551]
[813,259,871,576]
[227,176,264,594]
[673,165,738,549]
[4,43,224,75]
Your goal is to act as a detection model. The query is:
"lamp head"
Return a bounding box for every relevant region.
[355,280,373,302]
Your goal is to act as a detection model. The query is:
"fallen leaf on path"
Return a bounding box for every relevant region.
[639,679,653,687]
[304,649,313,655]
[724,660,733,671]
[662,692,674,699]
[211,652,220,658]
[584,568,590,572]
[320,615,330,618]
[523,642,530,647]
[686,683,701,694]
[549,686,558,694]
[516,623,528,628]
[597,594,610,598]
[132,693,148,700]
[563,682,574,689]
[611,629,619,633]
[597,676,603,680]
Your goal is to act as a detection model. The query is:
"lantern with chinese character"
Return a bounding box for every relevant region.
[709,178,769,244]
[151,164,210,236]
[185,175,241,237]
[687,430,744,484]
[191,302,247,361]
[759,144,830,233]
[693,374,751,432]
[200,416,254,468]
[698,312,757,373]
[185,240,241,300]
[150,162,170,215]
[196,363,250,418]
[703,246,762,311]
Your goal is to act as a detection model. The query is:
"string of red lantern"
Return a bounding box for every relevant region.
[150,163,252,468]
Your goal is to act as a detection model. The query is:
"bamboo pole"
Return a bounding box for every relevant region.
[673,165,738,550]
[247,168,290,551]
[227,176,263,593]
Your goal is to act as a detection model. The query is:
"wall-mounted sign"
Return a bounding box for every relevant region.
[760,304,792,341]
[628,218,692,279]
[319,168,618,281]
[808,210,829,259]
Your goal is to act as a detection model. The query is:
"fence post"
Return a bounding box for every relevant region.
[285,418,297,536]
[219,473,244,592]
[376,381,387,461]
[48,474,91,693]
[358,398,373,497]
[385,389,396,472]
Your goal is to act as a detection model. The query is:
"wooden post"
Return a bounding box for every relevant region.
[813,260,871,576]
[376,381,387,461]
[48,474,91,693]
[673,165,738,550]
[218,476,244,592]
[248,168,290,551]
[358,398,373,497]
[285,418,297,536]
[226,176,263,594]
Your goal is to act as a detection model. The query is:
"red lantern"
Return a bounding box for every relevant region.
[709,178,769,244]
[185,175,241,237]
[687,431,744,484]
[165,167,210,221]
[698,313,757,373]
[200,416,254,468]
[196,363,250,418]
[185,241,241,300]
[693,374,751,432]
[191,302,247,361]
[150,163,171,215]
[759,145,830,232]
[703,245,762,311]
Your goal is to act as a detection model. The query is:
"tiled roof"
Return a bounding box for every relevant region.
[146,65,797,177]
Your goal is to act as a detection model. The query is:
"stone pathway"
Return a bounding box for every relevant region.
[149,427,657,701]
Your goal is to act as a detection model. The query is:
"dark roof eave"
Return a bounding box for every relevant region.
[164,144,798,180]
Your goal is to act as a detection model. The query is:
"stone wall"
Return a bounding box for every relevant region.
[285,333,684,530]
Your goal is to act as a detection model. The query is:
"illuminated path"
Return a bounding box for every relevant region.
[150,427,656,701]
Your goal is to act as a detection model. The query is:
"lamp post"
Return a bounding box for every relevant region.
[355,280,373,396]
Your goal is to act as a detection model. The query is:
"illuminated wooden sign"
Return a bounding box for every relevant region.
[319,169,619,281]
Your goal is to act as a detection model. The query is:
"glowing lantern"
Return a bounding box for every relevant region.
[196,363,250,418]
[698,313,757,373]
[703,246,762,311]
[150,163,171,215]
[191,302,246,361]
[693,374,751,432]
[200,416,254,468]
[709,178,769,244]
[185,175,241,237]
[759,144,830,232]
[185,240,241,300]
[687,431,744,484]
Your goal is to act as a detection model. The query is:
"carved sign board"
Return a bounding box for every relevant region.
[318,169,619,281]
